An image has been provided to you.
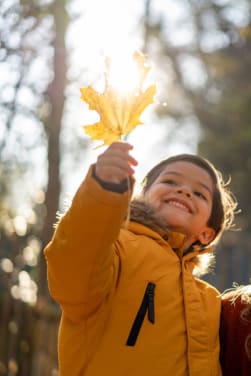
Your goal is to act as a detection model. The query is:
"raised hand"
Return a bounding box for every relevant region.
[95,142,138,185]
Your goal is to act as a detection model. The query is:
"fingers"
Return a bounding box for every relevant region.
[95,142,138,184]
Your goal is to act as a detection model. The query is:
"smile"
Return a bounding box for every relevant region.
[165,200,191,213]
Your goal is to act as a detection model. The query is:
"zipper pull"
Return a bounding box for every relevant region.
[126,282,156,346]
[147,282,155,323]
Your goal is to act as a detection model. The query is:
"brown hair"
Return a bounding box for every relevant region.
[141,154,237,246]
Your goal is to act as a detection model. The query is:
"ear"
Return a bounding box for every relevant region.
[198,227,215,245]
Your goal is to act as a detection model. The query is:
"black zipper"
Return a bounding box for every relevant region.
[126,282,156,346]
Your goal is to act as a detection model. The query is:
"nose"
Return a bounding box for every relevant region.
[176,185,192,198]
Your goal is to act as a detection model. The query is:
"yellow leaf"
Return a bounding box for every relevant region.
[83,123,121,145]
[126,84,156,134]
[80,52,157,145]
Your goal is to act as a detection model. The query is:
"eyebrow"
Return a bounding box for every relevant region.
[160,171,213,195]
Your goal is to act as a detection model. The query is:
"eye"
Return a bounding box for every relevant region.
[194,191,207,200]
[162,179,177,186]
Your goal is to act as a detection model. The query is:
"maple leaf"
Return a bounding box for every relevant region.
[80,51,157,145]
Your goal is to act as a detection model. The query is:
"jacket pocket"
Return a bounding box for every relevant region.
[126,282,156,346]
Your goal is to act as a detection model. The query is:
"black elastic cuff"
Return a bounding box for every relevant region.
[92,165,131,194]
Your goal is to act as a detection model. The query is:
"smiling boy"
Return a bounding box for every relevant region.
[44,142,236,376]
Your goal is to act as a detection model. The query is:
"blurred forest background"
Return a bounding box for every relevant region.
[0,0,251,374]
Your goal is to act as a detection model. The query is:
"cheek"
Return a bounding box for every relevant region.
[200,200,213,221]
[144,188,161,206]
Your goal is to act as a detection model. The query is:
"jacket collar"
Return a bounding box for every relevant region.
[128,199,213,260]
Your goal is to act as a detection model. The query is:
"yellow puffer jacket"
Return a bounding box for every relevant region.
[44,166,222,376]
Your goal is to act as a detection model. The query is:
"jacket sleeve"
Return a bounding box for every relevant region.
[44,165,132,322]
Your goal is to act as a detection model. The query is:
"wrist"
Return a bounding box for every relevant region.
[92,165,131,193]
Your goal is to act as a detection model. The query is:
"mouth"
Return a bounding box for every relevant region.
[164,199,192,213]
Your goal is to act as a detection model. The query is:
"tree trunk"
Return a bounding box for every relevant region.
[38,1,69,298]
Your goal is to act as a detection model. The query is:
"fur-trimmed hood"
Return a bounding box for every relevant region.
[130,199,169,238]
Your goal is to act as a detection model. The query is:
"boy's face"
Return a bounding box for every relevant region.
[144,161,215,247]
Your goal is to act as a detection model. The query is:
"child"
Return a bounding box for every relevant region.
[220,284,251,375]
[44,142,236,376]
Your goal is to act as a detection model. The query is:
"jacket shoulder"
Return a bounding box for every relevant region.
[195,277,220,296]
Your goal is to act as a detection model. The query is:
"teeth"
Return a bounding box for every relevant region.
[167,200,189,212]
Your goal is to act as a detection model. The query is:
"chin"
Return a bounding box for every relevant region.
[161,213,187,228]
[164,219,189,235]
